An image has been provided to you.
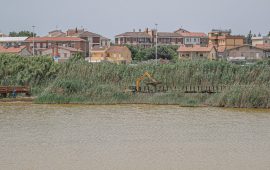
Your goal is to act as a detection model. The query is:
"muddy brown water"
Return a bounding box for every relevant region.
[0,103,270,170]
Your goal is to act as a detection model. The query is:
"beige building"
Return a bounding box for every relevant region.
[252,36,270,46]
[208,29,245,57]
[177,45,217,60]
[225,45,265,62]
[41,46,83,62]
[89,46,132,64]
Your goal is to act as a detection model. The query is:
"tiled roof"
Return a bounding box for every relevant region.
[180,32,207,37]
[158,32,182,38]
[256,44,270,50]
[177,45,214,52]
[115,32,151,38]
[79,31,100,37]
[0,45,26,53]
[26,37,85,42]
[226,45,265,51]
[107,46,130,53]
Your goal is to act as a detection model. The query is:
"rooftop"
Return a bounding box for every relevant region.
[179,32,207,37]
[26,37,86,42]
[0,45,27,53]
[178,45,214,52]
[115,32,151,38]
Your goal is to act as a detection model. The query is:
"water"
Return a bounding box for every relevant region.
[0,103,270,170]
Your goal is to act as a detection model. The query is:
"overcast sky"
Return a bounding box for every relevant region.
[1,0,269,39]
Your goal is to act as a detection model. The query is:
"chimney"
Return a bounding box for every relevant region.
[139,29,141,32]
[145,28,149,33]
[133,29,135,32]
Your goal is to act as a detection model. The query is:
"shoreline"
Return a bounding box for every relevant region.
[1,98,270,110]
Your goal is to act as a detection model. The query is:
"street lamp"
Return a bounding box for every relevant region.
[155,23,158,64]
[32,26,36,56]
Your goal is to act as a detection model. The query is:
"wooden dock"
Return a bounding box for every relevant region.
[0,86,31,97]
[182,85,228,94]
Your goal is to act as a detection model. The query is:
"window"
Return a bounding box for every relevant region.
[200,53,203,57]
[64,53,68,58]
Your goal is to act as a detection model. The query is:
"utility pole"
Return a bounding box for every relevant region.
[155,23,158,64]
[32,26,36,56]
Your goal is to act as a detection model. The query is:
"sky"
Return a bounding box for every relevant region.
[0,0,269,39]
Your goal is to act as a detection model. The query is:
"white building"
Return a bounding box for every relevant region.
[0,37,28,47]
[252,36,270,46]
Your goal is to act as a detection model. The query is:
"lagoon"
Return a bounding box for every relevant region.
[0,104,270,170]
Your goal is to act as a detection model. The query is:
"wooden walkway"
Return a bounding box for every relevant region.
[0,86,31,97]
[137,85,228,94]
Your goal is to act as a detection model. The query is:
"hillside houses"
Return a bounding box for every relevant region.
[0,27,269,63]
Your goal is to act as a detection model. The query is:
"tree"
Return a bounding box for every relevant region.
[9,31,36,37]
[246,30,253,45]
[268,31,270,37]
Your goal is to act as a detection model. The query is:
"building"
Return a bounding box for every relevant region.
[115,29,153,48]
[47,30,66,37]
[25,37,87,55]
[66,28,110,48]
[115,28,208,47]
[252,36,270,46]
[157,32,183,45]
[208,29,245,58]
[88,46,132,64]
[256,44,270,58]
[0,37,28,47]
[41,46,83,62]
[179,32,208,46]
[177,45,217,60]
[0,45,32,56]
[225,45,266,62]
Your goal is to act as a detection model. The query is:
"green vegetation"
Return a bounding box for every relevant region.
[1,54,270,108]
[9,30,36,37]
[126,45,178,61]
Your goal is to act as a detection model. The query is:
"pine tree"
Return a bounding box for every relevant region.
[246,30,253,45]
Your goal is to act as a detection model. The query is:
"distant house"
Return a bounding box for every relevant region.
[252,36,270,46]
[25,37,86,55]
[115,28,208,47]
[0,45,32,56]
[66,28,111,48]
[88,46,132,64]
[41,46,83,62]
[208,29,245,58]
[256,44,270,58]
[157,32,183,45]
[115,29,153,48]
[179,32,208,46]
[0,37,28,47]
[225,45,266,62]
[47,30,66,37]
[177,45,217,60]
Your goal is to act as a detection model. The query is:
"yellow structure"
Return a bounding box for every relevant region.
[89,46,132,64]
[208,29,245,53]
[136,72,161,92]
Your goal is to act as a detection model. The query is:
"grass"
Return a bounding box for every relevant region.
[1,54,270,108]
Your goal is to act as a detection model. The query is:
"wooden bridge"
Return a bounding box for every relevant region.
[0,86,31,97]
[182,85,228,94]
[134,85,228,94]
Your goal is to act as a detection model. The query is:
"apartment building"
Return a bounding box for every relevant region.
[25,37,87,55]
